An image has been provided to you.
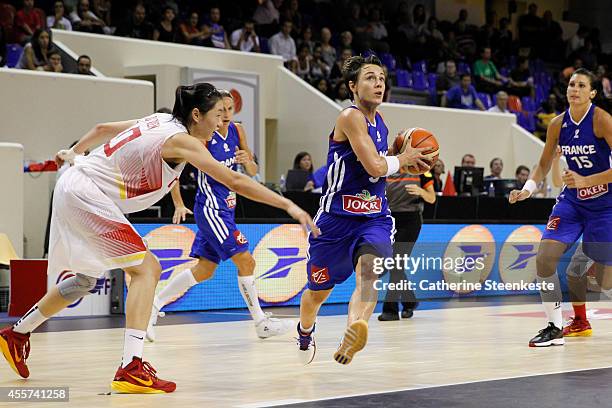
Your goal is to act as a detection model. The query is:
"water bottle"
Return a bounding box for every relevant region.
[280,174,286,192]
[488,182,495,197]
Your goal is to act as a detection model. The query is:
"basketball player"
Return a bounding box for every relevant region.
[146,90,293,341]
[509,68,612,347]
[0,83,318,392]
[297,55,432,364]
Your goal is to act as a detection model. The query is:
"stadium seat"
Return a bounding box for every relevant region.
[457,61,470,75]
[259,37,269,54]
[521,96,536,112]
[396,69,412,88]
[413,60,427,73]
[6,44,23,68]
[380,53,396,73]
[412,71,428,91]
[477,93,492,109]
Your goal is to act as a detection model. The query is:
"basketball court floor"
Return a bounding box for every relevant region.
[1,300,612,407]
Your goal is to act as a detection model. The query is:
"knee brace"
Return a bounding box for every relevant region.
[57,273,98,302]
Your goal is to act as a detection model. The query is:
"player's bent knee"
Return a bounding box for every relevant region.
[192,261,216,281]
[57,273,98,302]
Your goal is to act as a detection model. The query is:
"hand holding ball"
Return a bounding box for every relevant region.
[393,128,440,175]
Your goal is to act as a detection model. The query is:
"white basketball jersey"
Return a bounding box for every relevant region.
[75,113,187,214]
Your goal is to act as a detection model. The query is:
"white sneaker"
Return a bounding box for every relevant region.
[145,306,164,342]
[255,314,294,339]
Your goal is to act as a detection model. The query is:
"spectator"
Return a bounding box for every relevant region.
[491,17,513,61]
[508,57,534,98]
[473,46,507,93]
[461,154,476,167]
[485,157,503,180]
[180,12,203,45]
[269,20,297,63]
[0,27,6,67]
[16,28,54,70]
[412,4,427,34]
[310,45,331,80]
[488,91,510,113]
[93,0,112,30]
[205,7,230,49]
[344,3,368,40]
[292,151,315,191]
[230,20,260,52]
[153,6,178,43]
[454,19,477,59]
[535,96,559,140]
[436,60,460,94]
[46,49,63,72]
[15,0,45,44]
[423,16,443,44]
[432,159,445,193]
[365,7,389,53]
[334,82,351,108]
[47,1,72,31]
[596,65,611,100]
[75,54,92,75]
[253,0,280,37]
[296,45,311,81]
[575,39,597,70]
[329,48,353,86]
[540,10,563,62]
[454,8,468,30]
[441,74,485,111]
[338,30,354,54]
[319,27,336,68]
[115,3,153,40]
[281,0,302,36]
[515,165,530,189]
[566,26,588,58]
[70,0,109,34]
[313,77,331,99]
[297,25,314,54]
[517,3,542,51]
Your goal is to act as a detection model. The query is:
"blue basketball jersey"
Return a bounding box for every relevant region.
[319,106,390,218]
[558,104,612,207]
[196,122,241,213]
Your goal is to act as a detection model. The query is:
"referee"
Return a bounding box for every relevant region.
[378,166,436,321]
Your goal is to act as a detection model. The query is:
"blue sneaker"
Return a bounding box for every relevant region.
[297,322,316,365]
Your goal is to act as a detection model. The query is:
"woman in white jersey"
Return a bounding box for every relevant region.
[0,83,317,394]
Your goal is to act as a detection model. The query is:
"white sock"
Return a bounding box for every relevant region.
[156,268,198,309]
[122,328,145,368]
[238,275,266,322]
[13,305,47,334]
[299,322,313,334]
[538,273,563,329]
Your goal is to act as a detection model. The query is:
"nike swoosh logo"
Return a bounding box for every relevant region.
[127,373,153,386]
[14,346,21,362]
[130,335,144,340]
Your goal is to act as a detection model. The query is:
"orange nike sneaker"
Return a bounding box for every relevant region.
[563,317,593,337]
[333,319,368,365]
[111,357,176,394]
[0,326,30,378]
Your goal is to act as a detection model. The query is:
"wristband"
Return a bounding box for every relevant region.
[384,156,400,177]
[522,179,537,197]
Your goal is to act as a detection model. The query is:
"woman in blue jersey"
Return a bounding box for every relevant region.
[147,90,294,341]
[510,68,612,347]
[297,55,432,365]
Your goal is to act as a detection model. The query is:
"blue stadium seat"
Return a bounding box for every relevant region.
[457,61,470,75]
[478,92,492,109]
[380,52,396,73]
[396,69,412,88]
[412,71,428,91]
[259,37,269,54]
[427,73,437,90]
[521,96,536,112]
[413,60,427,73]
[6,44,23,68]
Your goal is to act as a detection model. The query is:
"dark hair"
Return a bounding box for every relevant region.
[77,54,91,63]
[293,152,313,173]
[462,153,475,163]
[515,165,530,176]
[460,73,471,80]
[31,29,53,63]
[218,89,233,99]
[490,157,503,168]
[172,83,222,129]
[48,50,61,58]
[342,54,383,100]
[156,107,172,114]
[571,68,604,104]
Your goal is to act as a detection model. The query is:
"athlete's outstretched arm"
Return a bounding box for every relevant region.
[235,123,258,176]
[338,109,430,178]
[163,134,319,236]
[509,114,562,203]
[170,183,193,224]
[55,120,137,166]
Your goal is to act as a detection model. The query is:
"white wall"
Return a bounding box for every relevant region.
[0,144,24,257]
[275,68,341,181]
[52,30,283,119]
[0,68,153,257]
[379,104,518,177]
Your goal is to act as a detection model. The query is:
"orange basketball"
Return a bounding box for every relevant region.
[393,128,439,175]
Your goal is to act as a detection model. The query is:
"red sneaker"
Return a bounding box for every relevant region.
[563,317,593,337]
[111,357,176,394]
[0,326,31,378]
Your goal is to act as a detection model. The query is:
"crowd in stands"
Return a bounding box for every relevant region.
[2,0,611,137]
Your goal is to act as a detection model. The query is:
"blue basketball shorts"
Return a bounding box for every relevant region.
[306,212,395,291]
